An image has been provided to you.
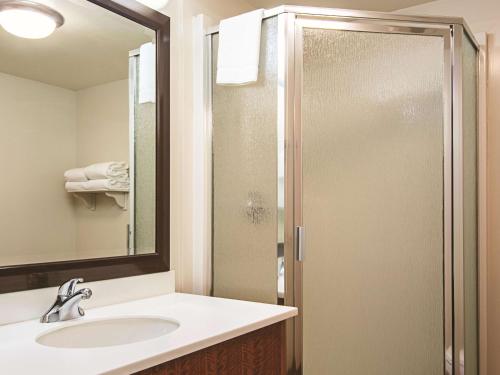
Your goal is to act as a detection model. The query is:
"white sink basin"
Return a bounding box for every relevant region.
[36,316,179,348]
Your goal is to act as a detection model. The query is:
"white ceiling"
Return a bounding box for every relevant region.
[0,0,154,90]
[246,0,435,12]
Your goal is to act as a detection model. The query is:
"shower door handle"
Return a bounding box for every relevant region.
[296,226,305,261]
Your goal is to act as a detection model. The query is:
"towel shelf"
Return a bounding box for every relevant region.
[71,191,128,210]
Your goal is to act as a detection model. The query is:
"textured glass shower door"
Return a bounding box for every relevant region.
[296,21,450,375]
[212,18,279,304]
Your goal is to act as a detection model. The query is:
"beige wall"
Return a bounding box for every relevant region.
[0,72,77,265]
[75,79,130,259]
[158,0,254,291]
[0,73,130,264]
[398,1,498,373]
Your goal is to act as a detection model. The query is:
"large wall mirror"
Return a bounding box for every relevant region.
[0,0,170,293]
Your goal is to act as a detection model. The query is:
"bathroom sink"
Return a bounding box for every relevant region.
[36,316,179,348]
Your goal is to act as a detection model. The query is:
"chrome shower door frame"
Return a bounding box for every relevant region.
[206,7,479,375]
[286,14,455,375]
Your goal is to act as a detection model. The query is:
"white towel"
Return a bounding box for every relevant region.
[64,168,87,182]
[216,9,264,85]
[84,162,129,180]
[139,42,156,104]
[445,347,464,375]
[65,179,129,192]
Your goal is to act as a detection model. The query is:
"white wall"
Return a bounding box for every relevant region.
[157,0,254,292]
[0,73,131,264]
[0,73,78,265]
[75,79,130,259]
[397,1,498,374]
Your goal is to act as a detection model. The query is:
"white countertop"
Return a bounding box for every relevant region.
[0,293,297,375]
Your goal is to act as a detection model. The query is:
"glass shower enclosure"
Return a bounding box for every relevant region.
[208,7,479,375]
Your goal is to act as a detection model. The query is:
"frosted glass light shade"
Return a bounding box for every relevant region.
[0,8,56,39]
[136,0,169,10]
[0,2,64,39]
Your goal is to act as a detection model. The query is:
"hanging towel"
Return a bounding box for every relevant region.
[216,9,264,85]
[139,42,156,104]
[84,162,129,180]
[445,347,464,375]
[65,179,129,192]
[64,168,88,182]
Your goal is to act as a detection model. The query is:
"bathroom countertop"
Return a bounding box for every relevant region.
[0,293,297,374]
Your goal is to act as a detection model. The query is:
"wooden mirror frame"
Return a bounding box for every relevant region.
[0,0,170,293]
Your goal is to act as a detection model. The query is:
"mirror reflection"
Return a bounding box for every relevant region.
[0,0,157,266]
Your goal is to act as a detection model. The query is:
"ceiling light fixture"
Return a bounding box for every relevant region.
[0,1,64,39]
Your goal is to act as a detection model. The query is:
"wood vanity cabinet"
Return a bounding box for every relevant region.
[135,321,286,375]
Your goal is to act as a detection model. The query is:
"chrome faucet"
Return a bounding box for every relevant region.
[40,278,92,323]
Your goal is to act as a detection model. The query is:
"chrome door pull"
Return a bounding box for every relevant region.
[296,226,305,261]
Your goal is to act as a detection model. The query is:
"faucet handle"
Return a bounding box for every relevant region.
[58,278,84,297]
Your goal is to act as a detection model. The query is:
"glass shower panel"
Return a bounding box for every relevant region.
[212,18,278,304]
[301,29,445,374]
[129,55,156,254]
[463,34,479,375]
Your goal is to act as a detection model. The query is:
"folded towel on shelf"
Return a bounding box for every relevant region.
[84,162,129,180]
[216,9,264,85]
[65,179,129,192]
[64,168,88,182]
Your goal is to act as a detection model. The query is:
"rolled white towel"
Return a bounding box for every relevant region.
[84,162,128,180]
[64,168,88,182]
[65,179,129,192]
